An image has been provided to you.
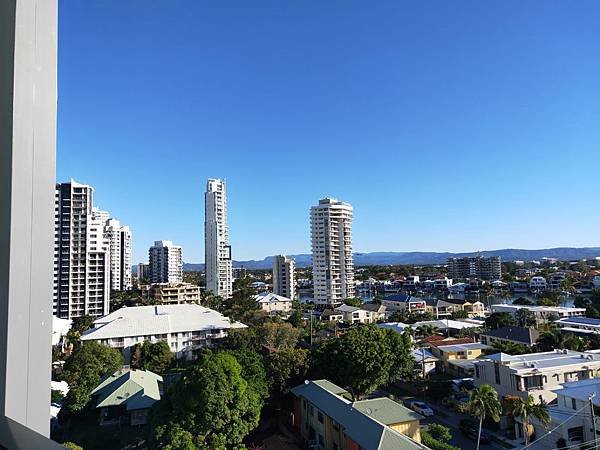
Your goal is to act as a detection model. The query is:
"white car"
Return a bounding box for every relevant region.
[410,401,434,416]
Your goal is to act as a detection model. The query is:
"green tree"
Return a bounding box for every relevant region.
[485,312,516,330]
[61,341,123,412]
[150,351,263,450]
[225,277,259,322]
[63,442,83,450]
[513,297,534,306]
[266,348,309,397]
[537,329,583,352]
[130,340,173,374]
[537,297,559,307]
[427,423,452,442]
[462,384,501,450]
[416,324,439,338]
[221,327,261,352]
[287,301,304,328]
[259,321,302,350]
[201,290,223,311]
[491,341,528,355]
[65,314,95,350]
[515,308,536,327]
[343,297,362,307]
[586,305,600,319]
[450,309,469,320]
[313,325,413,400]
[504,395,550,446]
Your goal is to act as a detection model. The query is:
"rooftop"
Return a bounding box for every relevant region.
[255,292,292,304]
[353,397,423,425]
[91,369,163,411]
[481,326,540,345]
[555,317,600,326]
[435,342,490,353]
[478,350,600,373]
[492,304,586,313]
[291,380,425,450]
[555,378,600,406]
[81,304,246,340]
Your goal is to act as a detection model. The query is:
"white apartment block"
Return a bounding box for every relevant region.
[205,179,232,299]
[104,217,132,291]
[136,262,150,283]
[140,282,201,304]
[149,240,183,283]
[310,198,354,307]
[273,254,296,299]
[54,181,110,319]
[81,304,246,360]
[474,350,600,403]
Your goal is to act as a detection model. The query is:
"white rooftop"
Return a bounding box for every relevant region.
[81,304,246,341]
[412,319,481,330]
[492,304,586,314]
[436,342,490,352]
[255,292,292,304]
[479,350,600,374]
[555,378,600,406]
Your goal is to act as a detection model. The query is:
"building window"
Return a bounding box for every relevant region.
[571,398,577,410]
[317,411,324,423]
[568,426,584,442]
[303,399,306,410]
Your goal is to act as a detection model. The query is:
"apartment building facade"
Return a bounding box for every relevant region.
[140,283,201,304]
[149,240,183,283]
[54,181,110,318]
[272,254,296,299]
[447,255,502,280]
[474,350,600,403]
[104,218,132,291]
[205,178,232,298]
[311,198,354,307]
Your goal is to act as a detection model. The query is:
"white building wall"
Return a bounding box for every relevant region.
[205,179,232,298]
[273,254,296,299]
[149,240,183,283]
[311,198,354,307]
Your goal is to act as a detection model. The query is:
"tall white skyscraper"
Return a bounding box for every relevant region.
[149,240,183,283]
[54,180,110,318]
[310,198,354,307]
[205,178,232,298]
[104,218,132,291]
[273,255,296,299]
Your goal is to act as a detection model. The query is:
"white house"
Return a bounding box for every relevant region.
[81,304,246,360]
[255,292,293,314]
[529,276,548,291]
[491,304,585,321]
[332,304,375,324]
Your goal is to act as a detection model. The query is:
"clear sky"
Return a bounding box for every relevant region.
[57,1,600,264]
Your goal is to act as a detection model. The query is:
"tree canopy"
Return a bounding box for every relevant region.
[60,341,123,412]
[130,340,173,375]
[313,325,413,400]
[150,351,264,450]
[484,312,516,330]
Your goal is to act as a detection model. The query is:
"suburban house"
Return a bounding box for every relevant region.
[331,304,377,324]
[290,380,427,450]
[412,349,438,377]
[554,317,600,336]
[255,292,293,314]
[381,294,425,313]
[529,276,548,291]
[522,378,600,449]
[473,350,600,403]
[360,303,387,321]
[480,326,540,348]
[423,298,485,319]
[430,341,490,378]
[81,304,246,360]
[491,304,586,322]
[91,369,163,426]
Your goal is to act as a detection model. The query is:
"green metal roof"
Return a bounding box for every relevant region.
[291,380,427,450]
[353,398,423,425]
[92,369,163,411]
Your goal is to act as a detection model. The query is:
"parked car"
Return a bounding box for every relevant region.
[459,419,491,443]
[409,401,434,416]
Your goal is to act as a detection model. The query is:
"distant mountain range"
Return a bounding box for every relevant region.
[181,247,600,271]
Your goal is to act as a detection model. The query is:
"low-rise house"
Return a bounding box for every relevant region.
[491,304,585,322]
[381,294,425,313]
[290,380,426,449]
[474,350,600,403]
[360,303,386,321]
[424,298,485,318]
[554,316,600,336]
[412,349,438,377]
[480,326,540,348]
[523,378,600,449]
[255,292,293,314]
[92,369,163,426]
[81,304,246,360]
[140,282,201,304]
[332,304,375,324]
[412,319,482,335]
[430,342,490,377]
[320,309,344,322]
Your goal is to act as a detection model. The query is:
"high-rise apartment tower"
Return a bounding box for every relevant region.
[205,179,232,298]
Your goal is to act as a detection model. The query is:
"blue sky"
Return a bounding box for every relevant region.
[57,1,600,264]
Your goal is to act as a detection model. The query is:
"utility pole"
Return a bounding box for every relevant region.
[590,393,598,450]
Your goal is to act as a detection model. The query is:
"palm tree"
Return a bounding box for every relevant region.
[416,324,439,338]
[504,395,550,446]
[462,384,501,450]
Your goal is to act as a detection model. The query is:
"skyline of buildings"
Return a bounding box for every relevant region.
[204,178,233,299]
[311,198,355,307]
[447,255,502,281]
